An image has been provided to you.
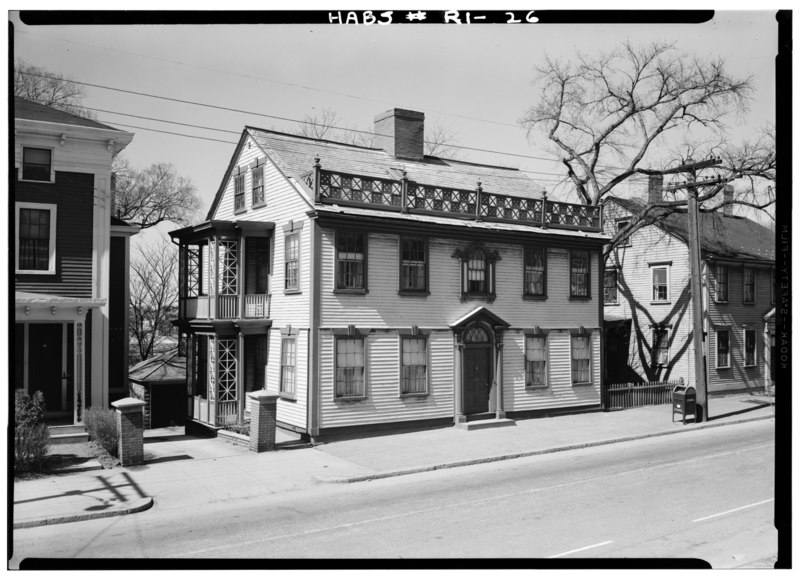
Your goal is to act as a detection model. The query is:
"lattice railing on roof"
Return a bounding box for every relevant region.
[544,200,601,229]
[320,171,402,208]
[480,192,543,223]
[406,184,476,216]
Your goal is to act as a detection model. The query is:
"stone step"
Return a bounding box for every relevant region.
[48,425,89,445]
[455,418,516,431]
[48,424,86,435]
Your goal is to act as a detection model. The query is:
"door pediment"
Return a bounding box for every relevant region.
[449,306,510,332]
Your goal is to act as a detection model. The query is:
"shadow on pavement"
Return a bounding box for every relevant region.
[708,402,771,422]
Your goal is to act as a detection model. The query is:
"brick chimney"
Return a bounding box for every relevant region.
[647,173,664,205]
[374,109,425,161]
[722,184,734,217]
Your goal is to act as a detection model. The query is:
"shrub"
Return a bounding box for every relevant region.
[14,391,50,473]
[83,407,119,458]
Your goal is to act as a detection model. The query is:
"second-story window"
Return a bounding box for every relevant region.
[604,269,618,304]
[651,265,669,302]
[336,231,366,291]
[455,243,499,302]
[16,203,56,273]
[616,219,632,247]
[22,147,52,182]
[524,245,546,298]
[743,266,755,304]
[234,171,245,212]
[715,264,729,302]
[399,238,427,293]
[570,250,590,299]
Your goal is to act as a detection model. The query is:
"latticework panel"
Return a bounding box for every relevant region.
[406,184,476,216]
[320,171,402,207]
[218,240,238,296]
[186,246,200,298]
[208,336,216,402]
[217,338,238,403]
[480,193,543,222]
[545,201,601,228]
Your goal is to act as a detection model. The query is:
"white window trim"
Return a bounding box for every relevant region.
[19,146,55,183]
[743,328,757,367]
[333,335,368,400]
[524,333,549,389]
[279,335,297,396]
[716,329,731,369]
[15,202,57,275]
[650,264,671,303]
[284,231,301,293]
[570,332,593,386]
[399,335,429,396]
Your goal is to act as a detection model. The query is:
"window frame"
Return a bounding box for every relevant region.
[284,231,301,294]
[399,335,429,396]
[398,236,429,296]
[233,169,246,214]
[334,230,368,294]
[716,329,731,369]
[743,328,756,367]
[20,147,53,183]
[279,335,297,399]
[334,335,367,400]
[15,202,57,275]
[251,159,266,208]
[743,266,756,304]
[569,249,591,300]
[570,333,592,385]
[455,243,499,303]
[714,263,729,303]
[652,328,669,367]
[616,218,632,247]
[524,332,549,389]
[651,265,670,303]
[522,245,547,300]
[603,268,619,305]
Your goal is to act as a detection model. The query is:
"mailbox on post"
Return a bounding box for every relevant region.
[672,383,696,424]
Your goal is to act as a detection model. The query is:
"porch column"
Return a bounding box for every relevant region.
[237,332,245,424]
[74,321,85,424]
[495,329,505,419]
[453,332,466,424]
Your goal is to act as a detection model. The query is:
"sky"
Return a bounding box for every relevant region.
[10,10,779,248]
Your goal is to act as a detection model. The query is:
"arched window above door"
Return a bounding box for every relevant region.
[464,325,490,344]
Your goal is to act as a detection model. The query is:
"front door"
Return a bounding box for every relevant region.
[463,346,491,414]
[28,324,64,412]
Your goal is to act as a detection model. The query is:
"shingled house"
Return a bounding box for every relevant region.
[603,176,775,395]
[170,108,609,440]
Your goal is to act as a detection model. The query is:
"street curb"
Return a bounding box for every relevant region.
[316,413,773,484]
[13,497,154,529]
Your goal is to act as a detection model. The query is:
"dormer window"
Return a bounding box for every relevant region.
[454,243,500,302]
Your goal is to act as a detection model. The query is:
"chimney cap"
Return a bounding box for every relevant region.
[374,108,425,122]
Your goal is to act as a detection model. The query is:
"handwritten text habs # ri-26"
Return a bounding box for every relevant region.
[327,11,540,25]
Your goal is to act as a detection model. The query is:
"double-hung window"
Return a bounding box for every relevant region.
[400,337,427,395]
[335,337,365,398]
[651,265,669,302]
[280,336,297,395]
[744,329,756,367]
[336,231,366,291]
[570,250,590,298]
[743,266,755,304]
[604,269,618,304]
[22,147,52,182]
[571,334,591,384]
[523,246,547,298]
[233,171,246,212]
[525,335,547,387]
[715,264,729,302]
[16,203,57,274]
[716,330,731,368]
[251,160,265,207]
[653,328,669,366]
[399,238,427,294]
[616,219,632,247]
[285,233,300,292]
[455,243,498,302]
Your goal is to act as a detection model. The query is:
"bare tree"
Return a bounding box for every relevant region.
[14,59,95,119]
[129,238,179,362]
[520,41,774,255]
[113,157,202,229]
[296,107,373,147]
[424,119,461,159]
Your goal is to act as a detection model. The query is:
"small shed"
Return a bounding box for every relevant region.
[128,350,187,429]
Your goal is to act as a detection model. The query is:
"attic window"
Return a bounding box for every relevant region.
[234,170,246,213]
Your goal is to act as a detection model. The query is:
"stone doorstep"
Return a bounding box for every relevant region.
[455,418,516,431]
[48,425,89,445]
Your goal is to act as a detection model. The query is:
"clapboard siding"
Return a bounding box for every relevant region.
[319,330,454,429]
[211,133,312,327]
[15,135,116,176]
[15,171,95,297]
[267,328,308,429]
[319,229,601,330]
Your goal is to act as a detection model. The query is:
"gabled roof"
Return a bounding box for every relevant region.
[607,196,775,263]
[14,96,123,131]
[207,125,547,221]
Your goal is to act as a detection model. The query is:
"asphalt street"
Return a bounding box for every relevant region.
[12,419,775,568]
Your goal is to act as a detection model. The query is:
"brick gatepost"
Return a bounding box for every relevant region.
[111,397,147,466]
[247,391,281,453]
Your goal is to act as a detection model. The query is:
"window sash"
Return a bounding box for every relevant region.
[401,337,427,394]
[18,208,52,270]
[467,251,487,294]
[603,270,618,304]
[22,147,51,181]
[251,166,265,206]
[280,337,297,394]
[616,220,631,247]
[234,173,245,211]
[653,330,669,366]
[717,331,730,368]
[744,330,756,366]
[400,239,427,292]
[336,232,366,290]
[716,265,729,301]
[570,251,590,297]
[525,336,547,386]
[652,267,668,301]
[743,267,755,303]
[524,246,546,296]
[571,335,591,383]
[285,233,300,291]
[335,338,365,397]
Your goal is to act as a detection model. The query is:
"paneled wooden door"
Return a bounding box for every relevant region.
[463,346,491,415]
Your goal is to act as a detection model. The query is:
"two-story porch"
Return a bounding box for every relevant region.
[170,220,274,430]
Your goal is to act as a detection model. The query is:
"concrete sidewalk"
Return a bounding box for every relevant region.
[13,392,775,529]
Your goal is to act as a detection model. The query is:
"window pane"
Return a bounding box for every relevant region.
[234,174,245,211]
[467,249,486,293]
[717,331,730,367]
[337,233,365,289]
[525,336,547,386]
[570,251,589,297]
[401,337,427,394]
[22,148,51,181]
[285,234,300,290]
[525,246,546,295]
[745,330,756,366]
[401,239,426,291]
[652,267,668,301]
[743,267,755,303]
[716,265,728,301]
[18,208,51,270]
[335,338,365,397]
[571,335,591,382]
[251,166,264,205]
[603,270,617,303]
[281,337,296,394]
[653,330,669,365]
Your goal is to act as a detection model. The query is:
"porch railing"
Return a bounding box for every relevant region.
[217,295,239,319]
[603,380,682,410]
[215,400,239,426]
[244,294,270,318]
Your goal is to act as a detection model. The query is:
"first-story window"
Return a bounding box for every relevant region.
[570,250,590,298]
[280,336,297,395]
[716,330,731,368]
[16,203,57,274]
[335,337,365,398]
[571,334,591,384]
[603,269,618,304]
[400,237,427,293]
[744,329,756,367]
[653,328,669,366]
[400,337,427,394]
[336,231,366,291]
[524,245,547,297]
[525,335,547,387]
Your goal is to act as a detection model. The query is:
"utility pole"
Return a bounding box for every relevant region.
[661,157,724,423]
